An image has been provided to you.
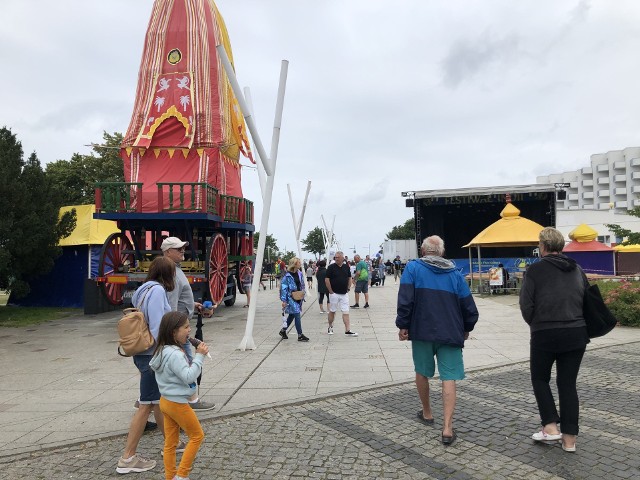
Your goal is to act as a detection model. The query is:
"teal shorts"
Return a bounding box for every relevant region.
[411,340,465,381]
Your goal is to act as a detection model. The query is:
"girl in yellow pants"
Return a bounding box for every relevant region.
[150,312,209,480]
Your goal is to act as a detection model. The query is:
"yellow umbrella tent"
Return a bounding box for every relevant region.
[463,203,544,292]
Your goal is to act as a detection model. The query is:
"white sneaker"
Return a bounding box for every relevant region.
[531,430,562,442]
[327,326,334,335]
[116,454,156,474]
[345,331,358,336]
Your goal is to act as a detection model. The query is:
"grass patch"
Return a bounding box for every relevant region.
[0,306,81,327]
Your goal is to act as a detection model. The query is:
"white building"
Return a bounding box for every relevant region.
[538,146,640,245]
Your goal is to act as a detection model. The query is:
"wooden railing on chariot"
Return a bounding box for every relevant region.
[95,182,253,224]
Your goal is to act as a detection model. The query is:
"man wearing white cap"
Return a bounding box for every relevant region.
[161,236,215,411]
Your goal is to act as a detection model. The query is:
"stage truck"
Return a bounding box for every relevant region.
[404,184,558,276]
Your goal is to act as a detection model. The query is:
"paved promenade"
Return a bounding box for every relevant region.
[0,280,639,478]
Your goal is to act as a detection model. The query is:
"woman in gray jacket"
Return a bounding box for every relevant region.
[520,227,589,453]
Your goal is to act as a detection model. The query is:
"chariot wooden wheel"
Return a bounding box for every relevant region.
[98,233,134,305]
[206,234,228,304]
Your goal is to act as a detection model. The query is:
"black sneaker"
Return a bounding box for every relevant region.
[144,421,157,432]
[298,334,309,342]
[364,303,370,308]
[351,304,359,308]
[279,328,288,339]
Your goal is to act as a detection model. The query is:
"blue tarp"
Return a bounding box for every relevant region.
[449,257,538,277]
[10,246,90,307]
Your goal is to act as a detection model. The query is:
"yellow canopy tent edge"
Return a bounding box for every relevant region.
[58,205,120,246]
[463,203,544,293]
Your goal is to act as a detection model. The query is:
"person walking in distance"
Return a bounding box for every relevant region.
[315,259,329,313]
[150,312,208,480]
[396,236,478,446]
[393,255,402,284]
[351,254,370,308]
[161,236,215,411]
[325,251,358,336]
[279,257,309,342]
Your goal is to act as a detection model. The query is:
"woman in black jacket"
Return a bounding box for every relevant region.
[519,227,589,453]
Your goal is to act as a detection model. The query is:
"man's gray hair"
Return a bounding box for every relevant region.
[335,251,344,256]
[421,235,445,256]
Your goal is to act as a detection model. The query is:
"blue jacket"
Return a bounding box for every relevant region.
[395,257,478,348]
[149,345,204,403]
[131,281,171,355]
[280,271,305,314]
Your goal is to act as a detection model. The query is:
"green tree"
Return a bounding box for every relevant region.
[281,250,297,264]
[301,226,333,258]
[606,207,640,245]
[253,232,279,261]
[386,218,415,240]
[0,127,76,297]
[46,131,124,205]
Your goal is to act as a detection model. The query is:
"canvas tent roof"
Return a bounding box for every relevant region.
[563,240,613,252]
[614,244,640,252]
[463,203,544,248]
[58,205,120,246]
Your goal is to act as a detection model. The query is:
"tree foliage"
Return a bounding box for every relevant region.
[253,232,279,261]
[386,218,415,240]
[281,250,297,264]
[301,226,332,258]
[606,207,640,245]
[0,127,76,297]
[46,131,124,205]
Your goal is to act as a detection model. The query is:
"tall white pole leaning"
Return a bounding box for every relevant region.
[287,181,311,260]
[244,87,266,197]
[216,45,288,350]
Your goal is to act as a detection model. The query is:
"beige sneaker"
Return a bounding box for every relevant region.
[116,453,156,474]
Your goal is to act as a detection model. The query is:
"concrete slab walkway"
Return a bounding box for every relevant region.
[0,280,638,460]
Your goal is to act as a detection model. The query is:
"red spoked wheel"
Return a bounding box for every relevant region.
[207,234,228,305]
[98,233,134,305]
[237,260,253,295]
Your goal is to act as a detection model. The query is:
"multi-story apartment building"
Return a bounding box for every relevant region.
[538,146,640,245]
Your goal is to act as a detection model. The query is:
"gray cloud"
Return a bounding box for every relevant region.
[441,32,521,88]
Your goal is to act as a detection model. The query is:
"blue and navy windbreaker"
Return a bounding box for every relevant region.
[395,258,478,347]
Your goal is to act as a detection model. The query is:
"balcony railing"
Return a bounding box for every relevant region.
[95,182,142,212]
[95,182,253,224]
[157,182,218,214]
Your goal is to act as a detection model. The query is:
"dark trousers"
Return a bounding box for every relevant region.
[530,345,585,435]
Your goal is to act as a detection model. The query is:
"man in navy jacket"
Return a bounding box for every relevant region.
[396,235,478,446]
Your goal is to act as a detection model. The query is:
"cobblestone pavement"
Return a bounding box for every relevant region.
[1,343,638,479]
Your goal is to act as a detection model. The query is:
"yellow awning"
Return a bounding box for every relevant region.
[613,244,640,252]
[58,205,120,246]
[463,203,545,248]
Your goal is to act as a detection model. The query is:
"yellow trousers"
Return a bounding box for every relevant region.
[159,397,205,480]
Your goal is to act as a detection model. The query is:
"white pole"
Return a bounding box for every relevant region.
[297,181,312,239]
[231,59,288,351]
[216,45,274,177]
[244,87,266,196]
[287,184,302,260]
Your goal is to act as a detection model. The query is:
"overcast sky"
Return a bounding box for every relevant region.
[3,0,640,258]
